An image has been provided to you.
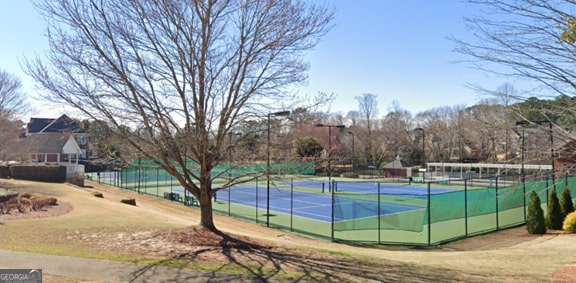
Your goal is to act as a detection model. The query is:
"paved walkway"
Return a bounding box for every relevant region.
[0,250,290,282]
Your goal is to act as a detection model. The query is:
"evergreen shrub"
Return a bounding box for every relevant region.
[560,188,575,219]
[546,188,563,230]
[527,191,546,234]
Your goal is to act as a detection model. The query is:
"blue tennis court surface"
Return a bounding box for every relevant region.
[215,185,424,223]
[288,180,455,195]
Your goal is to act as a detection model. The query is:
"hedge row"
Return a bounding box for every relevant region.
[0,166,9,178]
[0,165,67,183]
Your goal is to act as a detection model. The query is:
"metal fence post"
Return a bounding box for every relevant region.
[290,179,294,232]
[228,188,231,216]
[331,180,335,242]
[137,161,141,194]
[495,176,499,230]
[464,179,468,236]
[143,168,147,194]
[523,173,527,223]
[546,174,549,203]
[255,178,259,224]
[427,181,431,246]
[156,168,160,197]
[377,182,381,244]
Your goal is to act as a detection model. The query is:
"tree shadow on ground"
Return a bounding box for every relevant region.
[128,226,488,283]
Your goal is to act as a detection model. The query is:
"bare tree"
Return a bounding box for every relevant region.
[454,0,576,139]
[0,70,28,157]
[494,83,518,161]
[27,0,334,231]
[0,70,29,119]
[468,103,510,162]
[469,83,519,154]
[355,93,379,166]
[346,110,360,128]
[416,107,455,163]
[380,101,412,164]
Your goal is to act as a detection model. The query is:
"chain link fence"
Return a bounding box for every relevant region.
[87,164,575,246]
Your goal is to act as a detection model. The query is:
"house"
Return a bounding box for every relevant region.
[4,132,84,176]
[553,138,576,177]
[26,114,92,159]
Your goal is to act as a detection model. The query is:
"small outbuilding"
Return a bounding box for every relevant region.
[382,156,412,178]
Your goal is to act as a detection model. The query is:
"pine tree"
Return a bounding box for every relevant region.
[560,188,575,219]
[546,188,563,230]
[527,191,546,234]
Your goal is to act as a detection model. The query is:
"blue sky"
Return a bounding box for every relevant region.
[1,1,510,119]
[305,1,507,115]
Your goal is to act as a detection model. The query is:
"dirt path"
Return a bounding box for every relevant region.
[1,179,575,282]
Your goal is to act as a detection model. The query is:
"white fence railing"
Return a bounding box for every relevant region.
[65,164,85,175]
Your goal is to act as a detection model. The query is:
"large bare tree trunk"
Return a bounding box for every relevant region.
[197,164,217,231]
[198,189,216,231]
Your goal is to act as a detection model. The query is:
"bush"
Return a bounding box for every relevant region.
[546,188,563,230]
[527,191,546,234]
[560,188,575,219]
[18,198,32,213]
[30,195,58,211]
[0,165,10,178]
[19,192,32,199]
[563,211,576,232]
[0,195,32,214]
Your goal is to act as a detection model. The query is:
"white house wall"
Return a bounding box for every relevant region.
[62,136,82,155]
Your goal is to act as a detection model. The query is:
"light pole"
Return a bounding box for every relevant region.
[347,131,355,176]
[316,124,346,189]
[534,120,555,190]
[226,132,241,215]
[515,120,529,222]
[228,132,242,177]
[414,127,425,181]
[515,121,529,181]
[266,110,290,227]
[316,123,345,242]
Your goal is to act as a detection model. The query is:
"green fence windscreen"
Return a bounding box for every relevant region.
[89,164,576,246]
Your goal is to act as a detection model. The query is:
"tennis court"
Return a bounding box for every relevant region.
[289,180,456,196]
[91,166,576,245]
[215,183,444,223]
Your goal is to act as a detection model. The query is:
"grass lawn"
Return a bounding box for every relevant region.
[0,179,574,282]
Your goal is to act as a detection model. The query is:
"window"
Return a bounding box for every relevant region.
[76,135,86,145]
